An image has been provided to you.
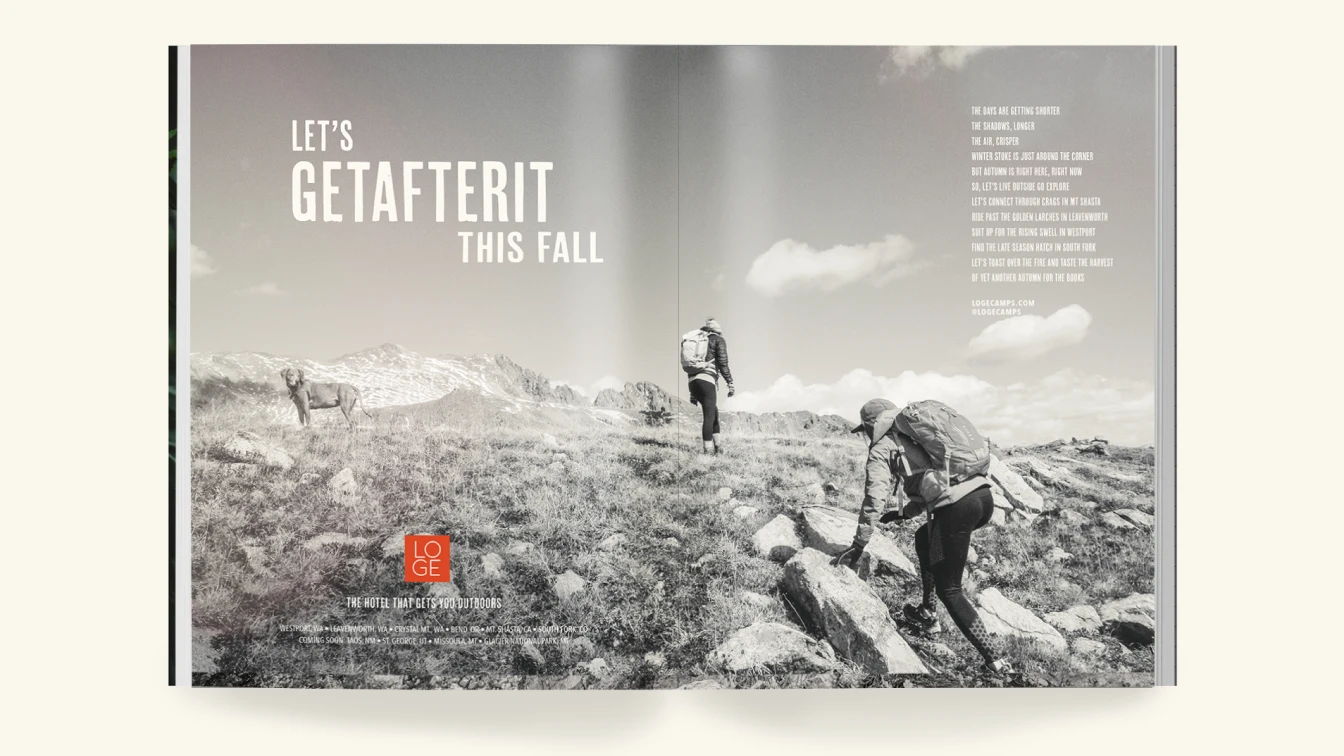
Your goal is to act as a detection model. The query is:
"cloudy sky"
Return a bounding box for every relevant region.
[191,46,1159,444]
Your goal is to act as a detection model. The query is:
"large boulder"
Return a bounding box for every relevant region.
[1043,605,1102,634]
[752,515,802,562]
[1099,594,1156,646]
[989,456,1045,513]
[708,622,837,672]
[799,506,916,579]
[216,431,294,470]
[780,549,927,674]
[733,504,761,520]
[858,536,918,580]
[976,587,1068,653]
[800,506,859,555]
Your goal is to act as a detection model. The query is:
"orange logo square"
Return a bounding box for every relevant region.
[404,535,451,582]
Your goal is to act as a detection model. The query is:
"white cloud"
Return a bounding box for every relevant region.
[238,281,286,296]
[190,245,217,279]
[730,366,1153,445]
[589,375,626,396]
[881,46,991,81]
[967,304,1093,363]
[745,234,925,297]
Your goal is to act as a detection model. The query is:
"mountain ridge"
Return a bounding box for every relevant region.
[190,343,854,435]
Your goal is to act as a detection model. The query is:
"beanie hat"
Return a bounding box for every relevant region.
[703,317,723,334]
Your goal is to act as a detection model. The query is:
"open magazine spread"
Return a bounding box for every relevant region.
[171,45,1176,689]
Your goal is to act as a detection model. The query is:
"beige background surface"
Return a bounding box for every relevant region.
[4,0,1340,752]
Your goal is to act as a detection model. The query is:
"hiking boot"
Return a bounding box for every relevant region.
[901,603,942,634]
[987,659,1016,677]
[702,440,716,455]
[712,434,724,454]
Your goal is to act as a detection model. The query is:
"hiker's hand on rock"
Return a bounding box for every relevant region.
[727,384,736,397]
[832,546,862,571]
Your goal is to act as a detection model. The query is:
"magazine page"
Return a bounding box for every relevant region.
[673,46,1167,687]
[173,44,1173,689]
[181,45,686,688]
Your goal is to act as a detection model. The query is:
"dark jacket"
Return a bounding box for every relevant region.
[690,329,734,387]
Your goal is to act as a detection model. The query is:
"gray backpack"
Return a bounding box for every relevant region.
[893,400,990,504]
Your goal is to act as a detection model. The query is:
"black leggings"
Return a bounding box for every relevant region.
[688,379,719,442]
[914,487,1000,664]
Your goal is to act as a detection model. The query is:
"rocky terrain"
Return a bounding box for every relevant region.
[190,383,1156,689]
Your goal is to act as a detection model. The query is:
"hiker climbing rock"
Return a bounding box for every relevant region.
[680,317,734,454]
[831,397,1015,677]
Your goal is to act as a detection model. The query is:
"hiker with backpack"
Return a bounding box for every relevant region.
[680,317,735,454]
[831,398,1014,676]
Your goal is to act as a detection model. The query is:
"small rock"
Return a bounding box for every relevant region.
[663,537,680,549]
[1099,594,1156,646]
[680,679,725,690]
[541,433,559,448]
[561,636,597,661]
[553,570,586,601]
[584,658,610,679]
[1100,511,1136,530]
[708,622,837,672]
[558,674,584,690]
[518,641,546,670]
[217,431,294,470]
[427,582,459,599]
[733,505,760,520]
[1114,509,1155,529]
[976,587,1068,653]
[505,540,534,556]
[1045,547,1073,564]
[966,546,979,564]
[692,553,716,570]
[926,642,955,659]
[303,532,368,551]
[823,481,841,494]
[481,552,505,579]
[299,472,322,486]
[1059,509,1089,526]
[1043,605,1102,634]
[1072,638,1107,657]
[989,507,1008,527]
[644,651,667,669]
[738,591,775,608]
[752,514,803,562]
[717,487,733,501]
[599,533,626,550]
[328,467,358,495]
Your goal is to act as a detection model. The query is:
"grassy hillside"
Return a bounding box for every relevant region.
[190,403,1154,689]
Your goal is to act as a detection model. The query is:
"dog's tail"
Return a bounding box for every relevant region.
[356,388,374,419]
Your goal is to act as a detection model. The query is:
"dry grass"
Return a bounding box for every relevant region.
[190,402,1154,689]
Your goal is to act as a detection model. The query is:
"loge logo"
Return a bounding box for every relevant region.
[404,535,451,582]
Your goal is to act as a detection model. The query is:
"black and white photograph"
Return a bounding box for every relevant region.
[175,44,1173,689]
